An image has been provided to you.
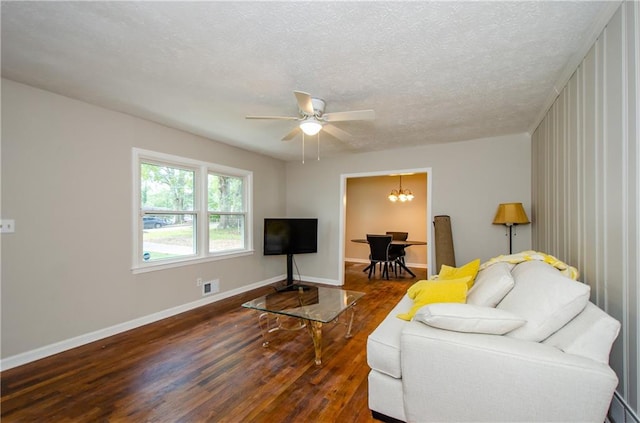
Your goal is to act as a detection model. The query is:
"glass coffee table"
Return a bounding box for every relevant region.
[242,285,365,365]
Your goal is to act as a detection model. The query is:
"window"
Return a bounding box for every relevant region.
[132,149,252,272]
[208,173,245,253]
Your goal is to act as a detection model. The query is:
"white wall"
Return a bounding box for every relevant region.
[1,79,287,363]
[531,2,639,420]
[285,132,532,284]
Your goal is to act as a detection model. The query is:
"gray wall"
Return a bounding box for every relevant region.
[531,1,639,420]
[1,81,532,370]
[1,80,287,364]
[285,132,532,283]
[1,79,532,368]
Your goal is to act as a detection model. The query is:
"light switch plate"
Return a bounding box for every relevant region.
[1,219,15,233]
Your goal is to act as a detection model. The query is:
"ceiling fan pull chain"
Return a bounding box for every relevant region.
[317,132,320,161]
[302,132,305,164]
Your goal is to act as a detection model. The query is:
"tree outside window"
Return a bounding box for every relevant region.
[140,162,196,261]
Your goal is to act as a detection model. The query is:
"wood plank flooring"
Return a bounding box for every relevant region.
[1,263,426,422]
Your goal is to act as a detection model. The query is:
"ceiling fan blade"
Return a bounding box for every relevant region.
[322,124,354,143]
[246,115,299,120]
[294,91,314,115]
[323,109,375,122]
[281,126,301,141]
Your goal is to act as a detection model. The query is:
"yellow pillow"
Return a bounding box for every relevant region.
[438,259,481,289]
[397,278,469,321]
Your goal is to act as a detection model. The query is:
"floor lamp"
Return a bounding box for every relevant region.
[493,203,530,254]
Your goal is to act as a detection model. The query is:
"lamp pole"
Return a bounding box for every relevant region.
[508,224,514,254]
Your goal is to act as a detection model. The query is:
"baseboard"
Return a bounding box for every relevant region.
[345,258,428,270]
[298,275,340,286]
[0,275,283,371]
[609,391,639,423]
[347,258,371,265]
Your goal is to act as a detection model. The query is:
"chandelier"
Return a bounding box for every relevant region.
[388,175,414,202]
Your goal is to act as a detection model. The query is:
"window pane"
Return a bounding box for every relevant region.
[208,174,243,212]
[141,163,194,211]
[142,214,196,261]
[209,214,245,252]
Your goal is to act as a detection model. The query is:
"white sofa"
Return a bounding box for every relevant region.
[367,260,621,423]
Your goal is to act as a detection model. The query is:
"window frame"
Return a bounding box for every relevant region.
[206,172,248,254]
[132,148,253,273]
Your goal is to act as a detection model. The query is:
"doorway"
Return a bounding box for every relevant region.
[338,167,433,285]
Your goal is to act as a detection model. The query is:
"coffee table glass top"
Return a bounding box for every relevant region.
[242,285,365,323]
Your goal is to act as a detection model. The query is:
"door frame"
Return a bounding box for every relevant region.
[338,167,433,285]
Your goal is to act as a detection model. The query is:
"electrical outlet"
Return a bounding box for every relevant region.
[196,278,203,287]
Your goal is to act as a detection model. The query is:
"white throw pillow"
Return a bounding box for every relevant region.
[543,302,620,364]
[498,261,591,342]
[467,262,515,307]
[414,303,526,335]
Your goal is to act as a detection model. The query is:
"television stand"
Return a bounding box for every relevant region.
[276,254,311,292]
[276,283,311,292]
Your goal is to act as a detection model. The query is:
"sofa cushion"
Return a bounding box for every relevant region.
[367,294,413,378]
[397,278,468,321]
[543,302,620,364]
[467,262,515,307]
[498,261,590,342]
[414,303,526,334]
[438,258,481,289]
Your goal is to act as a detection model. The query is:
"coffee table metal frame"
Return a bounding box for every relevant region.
[242,286,365,365]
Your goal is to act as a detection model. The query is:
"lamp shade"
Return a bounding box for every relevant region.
[493,203,530,226]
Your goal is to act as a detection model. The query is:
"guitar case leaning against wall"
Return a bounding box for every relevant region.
[433,215,456,273]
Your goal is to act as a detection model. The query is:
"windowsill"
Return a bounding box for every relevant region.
[131,249,255,274]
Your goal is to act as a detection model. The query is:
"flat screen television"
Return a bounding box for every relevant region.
[264,218,318,288]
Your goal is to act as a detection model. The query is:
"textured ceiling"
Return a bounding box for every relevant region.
[1,1,616,161]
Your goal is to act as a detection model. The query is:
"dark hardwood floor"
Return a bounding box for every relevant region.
[1,263,425,422]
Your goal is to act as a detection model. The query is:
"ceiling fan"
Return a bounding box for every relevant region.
[246,91,375,143]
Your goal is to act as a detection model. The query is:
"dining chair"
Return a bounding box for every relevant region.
[386,231,408,272]
[366,234,401,280]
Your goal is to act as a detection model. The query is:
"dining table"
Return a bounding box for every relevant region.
[350,238,427,277]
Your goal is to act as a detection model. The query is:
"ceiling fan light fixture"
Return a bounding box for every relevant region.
[300,118,322,136]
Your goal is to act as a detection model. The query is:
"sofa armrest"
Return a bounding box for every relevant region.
[400,321,618,423]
